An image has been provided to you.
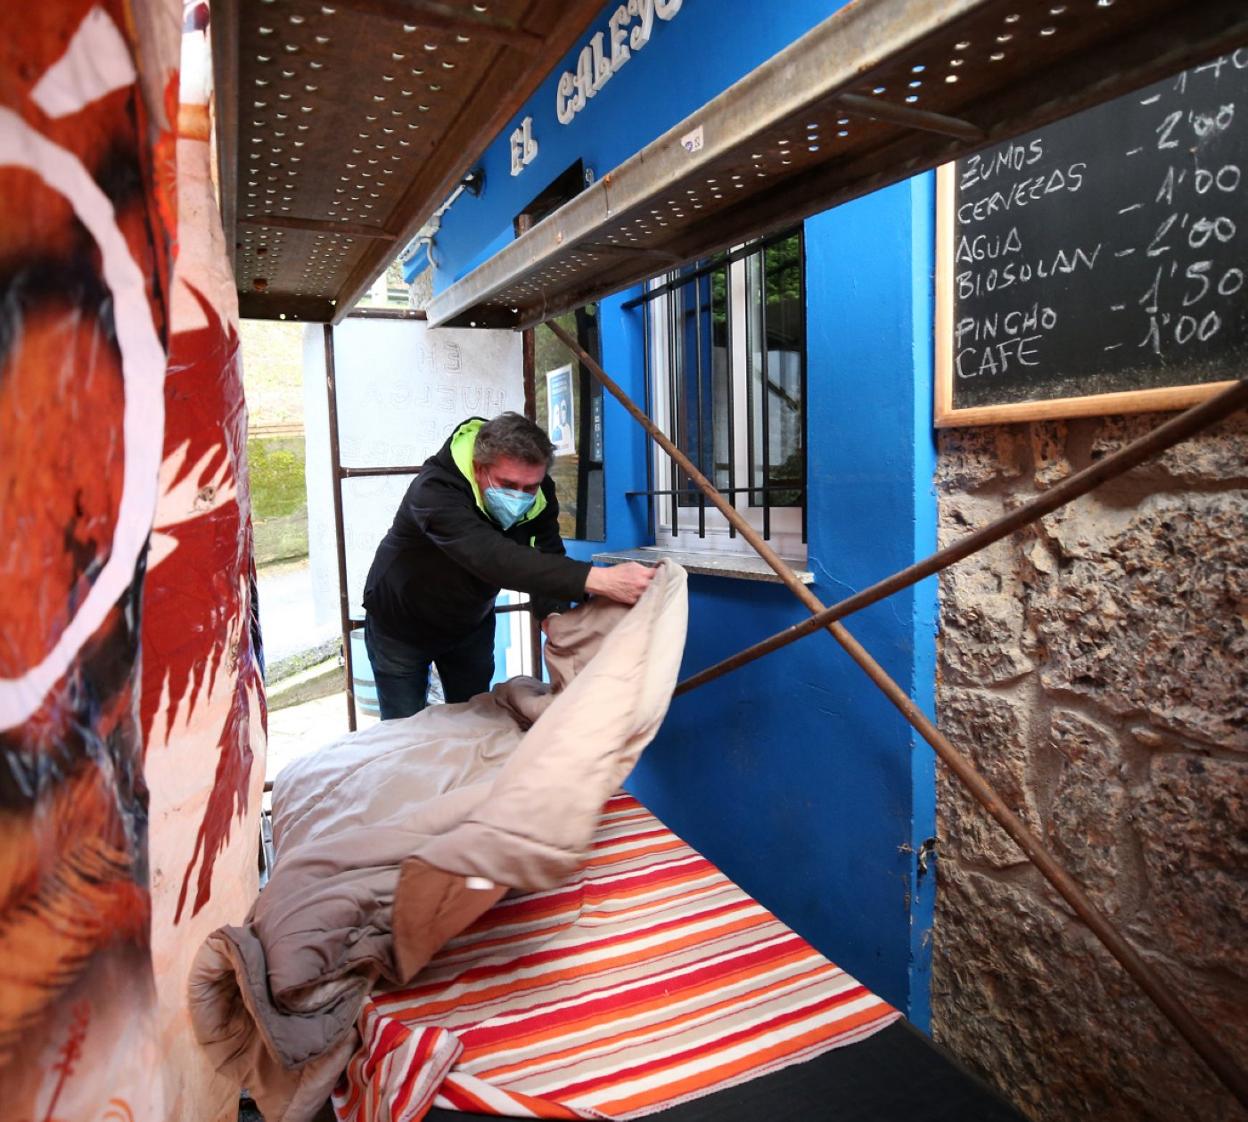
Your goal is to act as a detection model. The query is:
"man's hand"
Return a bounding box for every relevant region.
[584,562,656,605]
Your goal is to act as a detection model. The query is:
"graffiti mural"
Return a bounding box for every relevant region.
[0,0,178,1114]
[0,1,263,1117]
[142,4,266,1116]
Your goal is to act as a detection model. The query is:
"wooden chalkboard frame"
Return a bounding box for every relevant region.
[934,164,1237,428]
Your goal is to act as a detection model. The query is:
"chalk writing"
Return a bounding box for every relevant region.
[948,55,1247,411]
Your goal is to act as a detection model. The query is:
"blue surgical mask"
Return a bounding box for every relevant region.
[484,477,536,530]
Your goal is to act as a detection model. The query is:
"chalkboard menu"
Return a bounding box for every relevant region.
[936,52,1247,426]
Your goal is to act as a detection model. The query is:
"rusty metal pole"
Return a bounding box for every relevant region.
[677,379,1248,696]
[517,214,545,681]
[545,319,1248,1109]
[323,324,358,732]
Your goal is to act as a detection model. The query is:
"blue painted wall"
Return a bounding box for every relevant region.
[429,0,938,1022]
[433,0,844,289]
[626,182,937,1017]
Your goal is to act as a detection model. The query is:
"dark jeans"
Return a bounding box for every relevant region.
[363,612,496,720]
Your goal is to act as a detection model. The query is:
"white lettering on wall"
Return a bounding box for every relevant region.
[556,72,577,125]
[555,0,683,126]
[608,5,631,72]
[509,115,538,176]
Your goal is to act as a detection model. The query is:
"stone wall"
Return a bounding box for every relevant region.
[930,410,1248,1122]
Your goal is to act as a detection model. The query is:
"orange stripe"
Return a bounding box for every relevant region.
[438,1079,493,1113]
[405,908,775,1020]
[383,881,752,1023]
[458,936,817,1056]
[591,826,670,849]
[389,1029,435,1118]
[586,837,687,867]
[429,854,712,955]
[582,860,713,901]
[420,876,733,970]
[474,953,836,1079]
[467,1081,588,1119]
[595,1004,892,1114]
[351,796,900,1121]
[399,895,762,1008]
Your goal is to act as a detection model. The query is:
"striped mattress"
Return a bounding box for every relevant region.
[333,793,900,1121]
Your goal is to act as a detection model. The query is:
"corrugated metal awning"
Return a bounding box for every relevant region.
[209,0,603,322]
[427,0,1248,330]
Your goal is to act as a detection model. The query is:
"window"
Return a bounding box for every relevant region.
[643,232,806,559]
[514,162,606,543]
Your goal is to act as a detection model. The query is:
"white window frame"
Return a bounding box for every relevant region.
[647,249,806,562]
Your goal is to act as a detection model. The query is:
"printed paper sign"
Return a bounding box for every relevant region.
[545,365,576,456]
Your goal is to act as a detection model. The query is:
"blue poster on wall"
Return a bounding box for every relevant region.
[546,363,576,456]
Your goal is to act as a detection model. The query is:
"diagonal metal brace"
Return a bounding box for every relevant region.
[545,318,1248,1110]
[677,379,1248,697]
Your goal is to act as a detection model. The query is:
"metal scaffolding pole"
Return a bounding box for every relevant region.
[545,319,1248,1109]
[676,379,1248,696]
[323,324,358,733]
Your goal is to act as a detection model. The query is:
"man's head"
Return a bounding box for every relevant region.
[472,411,553,496]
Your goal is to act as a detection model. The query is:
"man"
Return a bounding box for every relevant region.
[362,412,654,719]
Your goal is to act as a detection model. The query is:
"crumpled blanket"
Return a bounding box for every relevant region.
[188,561,687,1122]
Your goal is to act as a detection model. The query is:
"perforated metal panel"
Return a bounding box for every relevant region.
[427,0,1248,329]
[210,0,603,321]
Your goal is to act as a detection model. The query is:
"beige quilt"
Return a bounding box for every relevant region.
[188,561,687,1121]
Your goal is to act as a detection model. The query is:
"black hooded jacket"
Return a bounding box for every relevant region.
[362,418,592,642]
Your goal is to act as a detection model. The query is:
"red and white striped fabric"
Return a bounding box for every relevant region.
[333,794,900,1122]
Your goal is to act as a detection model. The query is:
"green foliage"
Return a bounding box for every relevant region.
[764,235,802,305]
[704,232,800,328]
[248,437,307,519]
[768,445,804,508]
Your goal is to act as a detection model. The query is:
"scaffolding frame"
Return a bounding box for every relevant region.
[277,0,1248,1108]
[546,318,1248,1109]
[426,0,1248,330]
[298,310,1248,1110]
[321,309,543,733]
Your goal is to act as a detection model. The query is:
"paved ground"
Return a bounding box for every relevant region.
[266,689,378,781]
[255,556,374,782]
[256,558,339,667]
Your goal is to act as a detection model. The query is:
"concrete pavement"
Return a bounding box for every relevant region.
[266,690,378,781]
[255,558,340,668]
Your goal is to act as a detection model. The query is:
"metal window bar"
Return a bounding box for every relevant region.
[760,244,772,541]
[621,230,799,311]
[510,208,545,685]
[574,306,595,542]
[694,272,706,538]
[647,245,807,545]
[642,299,656,543]
[545,317,1248,1109]
[521,314,544,681]
[725,261,737,540]
[627,485,809,499]
[322,324,358,733]
[669,279,680,539]
[744,256,757,513]
[798,235,809,546]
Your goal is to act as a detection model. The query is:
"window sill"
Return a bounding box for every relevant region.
[591,546,813,585]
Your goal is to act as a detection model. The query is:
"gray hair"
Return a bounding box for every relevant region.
[474,411,555,471]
